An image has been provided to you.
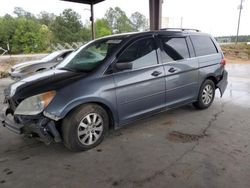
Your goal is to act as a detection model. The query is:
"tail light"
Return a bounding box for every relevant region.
[220,59,226,66]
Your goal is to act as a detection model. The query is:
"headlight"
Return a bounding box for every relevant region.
[14,91,56,115]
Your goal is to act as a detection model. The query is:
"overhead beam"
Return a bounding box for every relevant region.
[149,0,162,30]
[62,0,104,5]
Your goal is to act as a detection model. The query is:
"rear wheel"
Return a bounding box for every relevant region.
[193,79,215,109]
[62,104,109,151]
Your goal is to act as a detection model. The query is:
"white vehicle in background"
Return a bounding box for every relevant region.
[8,49,74,79]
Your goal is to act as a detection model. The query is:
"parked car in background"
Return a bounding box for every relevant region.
[0,29,228,151]
[8,49,73,79]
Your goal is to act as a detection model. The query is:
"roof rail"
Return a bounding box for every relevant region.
[160,28,200,32]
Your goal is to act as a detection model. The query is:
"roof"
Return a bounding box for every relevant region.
[61,0,105,5]
[93,30,208,42]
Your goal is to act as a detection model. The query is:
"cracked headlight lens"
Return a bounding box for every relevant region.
[14,91,56,115]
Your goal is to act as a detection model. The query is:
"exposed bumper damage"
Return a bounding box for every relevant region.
[0,107,62,145]
[217,70,228,97]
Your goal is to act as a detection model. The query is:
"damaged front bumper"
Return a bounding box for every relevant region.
[0,107,23,134]
[0,107,62,145]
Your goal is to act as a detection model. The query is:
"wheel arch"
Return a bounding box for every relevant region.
[59,99,118,130]
[196,74,217,100]
[205,75,218,87]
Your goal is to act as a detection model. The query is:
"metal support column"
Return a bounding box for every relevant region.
[90,2,95,39]
[235,0,243,44]
[149,0,162,30]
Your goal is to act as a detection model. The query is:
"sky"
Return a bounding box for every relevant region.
[0,0,249,37]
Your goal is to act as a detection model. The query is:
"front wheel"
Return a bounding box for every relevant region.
[193,79,215,109]
[62,104,109,151]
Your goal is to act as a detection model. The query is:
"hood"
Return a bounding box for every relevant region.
[9,68,87,101]
[12,60,46,70]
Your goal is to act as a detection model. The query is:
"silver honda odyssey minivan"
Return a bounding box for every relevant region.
[1,29,228,151]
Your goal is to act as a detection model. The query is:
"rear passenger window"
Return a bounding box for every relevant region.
[161,37,190,62]
[117,38,158,70]
[190,35,218,56]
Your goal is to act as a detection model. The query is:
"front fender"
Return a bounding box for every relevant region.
[44,97,119,125]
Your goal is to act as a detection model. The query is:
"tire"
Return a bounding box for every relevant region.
[193,79,215,109]
[62,104,109,152]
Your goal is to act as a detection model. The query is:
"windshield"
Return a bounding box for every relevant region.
[56,38,123,72]
[42,51,62,61]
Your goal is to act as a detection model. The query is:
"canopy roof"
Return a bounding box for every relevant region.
[62,0,105,5]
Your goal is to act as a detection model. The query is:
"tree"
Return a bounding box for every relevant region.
[95,19,112,38]
[37,11,56,27]
[11,17,50,53]
[0,7,149,54]
[0,14,17,53]
[50,9,83,43]
[14,7,35,19]
[130,12,148,31]
[104,7,133,34]
[80,26,91,42]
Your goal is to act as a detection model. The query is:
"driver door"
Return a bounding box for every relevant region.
[113,37,166,125]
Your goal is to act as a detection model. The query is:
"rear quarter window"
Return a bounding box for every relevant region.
[160,37,190,62]
[190,35,218,57]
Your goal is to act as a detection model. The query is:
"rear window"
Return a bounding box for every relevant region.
[190,35,218,56]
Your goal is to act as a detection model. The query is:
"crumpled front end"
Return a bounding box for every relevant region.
[0,88,62,145]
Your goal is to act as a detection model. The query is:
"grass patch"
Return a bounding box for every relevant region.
[221,43,250,60]
[0,71,9,78]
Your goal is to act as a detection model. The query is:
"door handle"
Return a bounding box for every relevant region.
[168,67,177,73]
[151,71,162,77]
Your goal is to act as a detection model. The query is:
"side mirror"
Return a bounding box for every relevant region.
[56,57,64,62]
[115,62,132,71]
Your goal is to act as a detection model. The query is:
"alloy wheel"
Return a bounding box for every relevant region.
[77,113,104,146]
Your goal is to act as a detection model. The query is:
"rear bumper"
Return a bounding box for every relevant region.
[217,70,228,97]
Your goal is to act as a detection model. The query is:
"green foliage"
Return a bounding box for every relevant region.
[0,14,50,54]
[50,9,83,43]
[216,35,250,43]
[11,17,50,53]
[130,12,148,31]
[80,26,92,42]
[0,6,149,54]
[0,14,16,51]
[37,11,56,27]
[104,7,133,34]
[95,19,112,38]
[14,7,34,19]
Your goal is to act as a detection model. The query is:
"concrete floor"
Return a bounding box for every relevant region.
[0,64,250,188]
